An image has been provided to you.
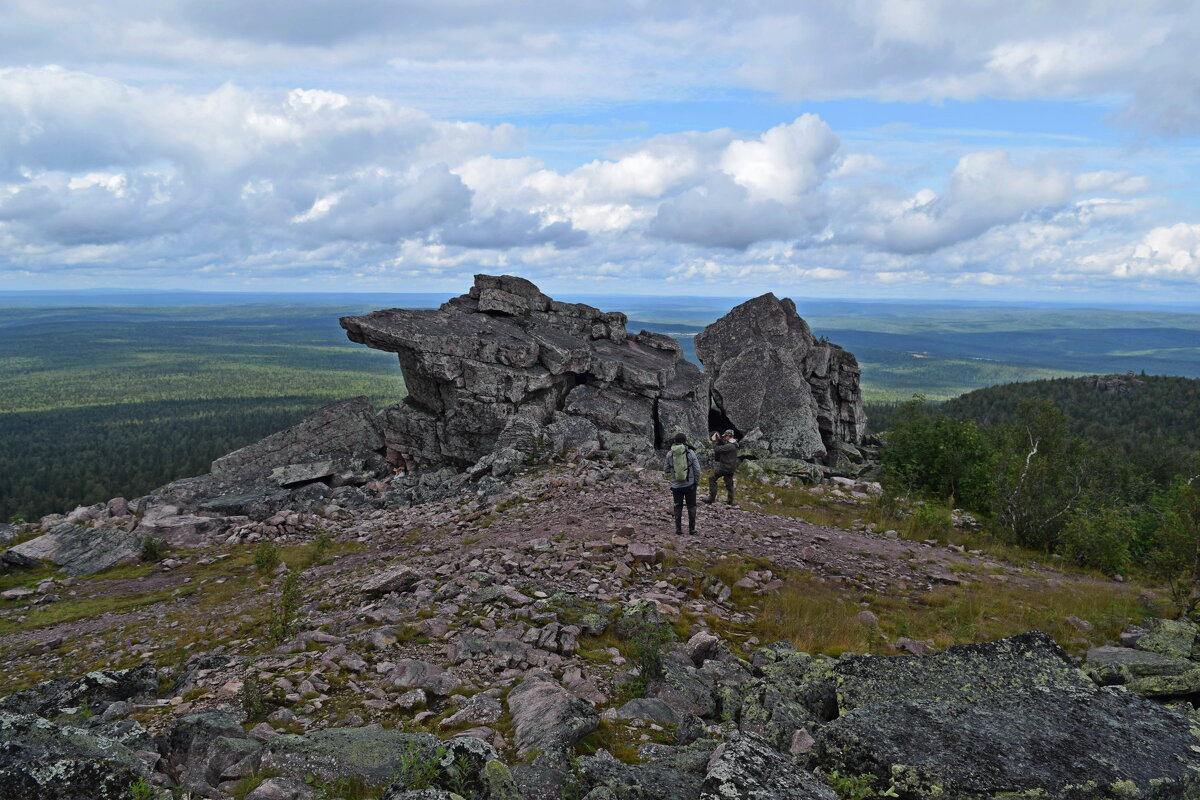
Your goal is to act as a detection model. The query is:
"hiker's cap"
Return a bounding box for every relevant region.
[723,430,735,437]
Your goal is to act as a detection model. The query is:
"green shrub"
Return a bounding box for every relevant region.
[241,672,267,721]
[1059,507,1133,576]
[307,528,333,566]
[140,536,166,562]
[253,542,280,574]
[906,502,952,541]
[127,776,157,800]
[268,571,304,643]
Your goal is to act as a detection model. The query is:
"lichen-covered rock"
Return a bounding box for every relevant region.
[575,755,704,800]
[0,711,150,800]
[507,673,598,758]
[695,293,866,461]
[211,396,386,480]
[1084,645,1197,688]
[0,523,141,576]
[729,652,837,749]
[0,665,158,718]
[813,685,1200,799]
[161,710,262,796]
[263,727,440,787]
[833,630,1088,712]
[1136,618,1199,660]
[699,732,836,800]
[652,649,719,718]
[341,274,709,471]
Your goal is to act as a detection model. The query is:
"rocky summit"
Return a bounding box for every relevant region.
[0,275,1196,800]
[341,274,865,472]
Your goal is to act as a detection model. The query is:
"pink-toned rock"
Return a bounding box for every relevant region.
[789,727,815,755]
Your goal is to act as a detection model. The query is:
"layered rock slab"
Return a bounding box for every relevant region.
[342,275,708,470]
[695,292,866,461]
[814,632,1200,798]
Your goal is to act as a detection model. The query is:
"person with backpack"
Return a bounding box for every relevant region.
[705,429,739,505]
[664,432,702,535]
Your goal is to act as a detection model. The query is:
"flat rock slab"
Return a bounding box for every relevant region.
[834,630,1088,712]
[0,665,158,718]
[1,523,140,576]
[263,728,440,786]
[813,685,1200,799]
[0,711,149,800]
[1085,646,1197,685]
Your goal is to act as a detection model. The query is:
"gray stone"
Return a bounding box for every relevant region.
[614,698,682,726]
[699,732,836,800]
[576,756,703,800]
[1084,645,1196,686]
[0,665,159,718]
[696,292,866,461]
[245,776,318,800]
[1,523,140,576]
[262,727,440,786]
[361,565,421,597]
[211,396,384,481]
[1136,617,1199,660]
[391,659,461,696]
[507,673,598,758]
[0,711,150,800]
[813,685,1200,799]
[162,710,261,796]
[728,652,837,750]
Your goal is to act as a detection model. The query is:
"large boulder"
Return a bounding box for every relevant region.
[340,275,709,470]
[506,673,599,759]
[0,665,159,718]
[1,523,140,576]
[0,712,150,800]
[161,710,262,797]
[813,685,1200,799]
[695,293,865,461]
[211,396,386,480]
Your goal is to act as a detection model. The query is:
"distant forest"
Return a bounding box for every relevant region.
[0,306,405,521]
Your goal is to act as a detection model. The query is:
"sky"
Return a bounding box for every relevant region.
[2,1,1200,303]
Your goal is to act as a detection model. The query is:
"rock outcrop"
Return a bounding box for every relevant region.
[341,274,710,471]
[0,523,141,576]
[695,293,866,461]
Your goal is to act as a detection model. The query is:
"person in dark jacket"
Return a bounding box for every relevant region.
[705,429,739,505]
[664,432,702,535]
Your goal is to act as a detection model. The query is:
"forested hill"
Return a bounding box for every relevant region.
[940,373,1200,481]
[941,373,1200,449]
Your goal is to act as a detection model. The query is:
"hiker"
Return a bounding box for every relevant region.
[705,429,739,505]
[664,432,701,535]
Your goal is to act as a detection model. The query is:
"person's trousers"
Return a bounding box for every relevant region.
[708,471,735,503]
[672,485,697,533]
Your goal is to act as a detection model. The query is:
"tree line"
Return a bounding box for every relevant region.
[879,375,1200,615]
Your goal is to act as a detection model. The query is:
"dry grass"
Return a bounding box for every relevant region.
[716,566,1161,658]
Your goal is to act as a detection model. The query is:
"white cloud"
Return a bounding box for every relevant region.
[0,64,1190,298]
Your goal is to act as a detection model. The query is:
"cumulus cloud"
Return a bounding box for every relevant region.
[0,64,1186,298]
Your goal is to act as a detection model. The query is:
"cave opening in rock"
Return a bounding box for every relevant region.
[708,401,741,438]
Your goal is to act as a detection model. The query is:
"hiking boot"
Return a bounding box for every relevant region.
[702,496,716,505]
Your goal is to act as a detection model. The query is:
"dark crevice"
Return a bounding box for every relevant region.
[652,396,663,450]
[708,399,741,439]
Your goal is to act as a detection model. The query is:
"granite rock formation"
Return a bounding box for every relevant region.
[695,293,866,462]
[341,274,710,471]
